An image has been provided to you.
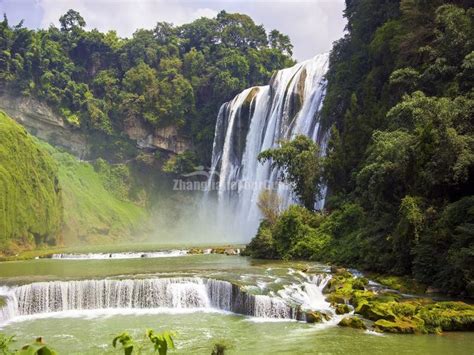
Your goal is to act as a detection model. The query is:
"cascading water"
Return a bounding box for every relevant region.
[0,274,332,324]
[206,53,330,241]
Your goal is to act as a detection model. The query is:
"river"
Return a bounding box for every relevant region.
[0,251,472,354]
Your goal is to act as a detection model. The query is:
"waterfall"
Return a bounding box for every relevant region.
[206,53,330,241]
[0,275,332,324]
[51,250,190,260]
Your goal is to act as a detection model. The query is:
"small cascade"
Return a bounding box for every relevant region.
[278,274,332,312]
[205,53,330,241]
[0,275,333,324]
[51,250,188,260]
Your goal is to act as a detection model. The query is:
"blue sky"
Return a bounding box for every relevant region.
[0,0,346,61]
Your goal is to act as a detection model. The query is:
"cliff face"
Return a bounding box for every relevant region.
[0,95,192,158]
[124,117,192,154]
[0,95,89,158]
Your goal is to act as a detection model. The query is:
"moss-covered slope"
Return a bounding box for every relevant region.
[0,111,62,252]
[37,142,147,245]
[0,111,148,254]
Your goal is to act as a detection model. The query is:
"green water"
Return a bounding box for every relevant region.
[4,312,474,355]
[1,254,473,354]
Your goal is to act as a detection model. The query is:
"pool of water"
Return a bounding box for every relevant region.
[0,254,473,354]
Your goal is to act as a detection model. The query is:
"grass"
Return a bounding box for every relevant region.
[0,110,148,255]
[0,111,62,252]
[39,142,148,245]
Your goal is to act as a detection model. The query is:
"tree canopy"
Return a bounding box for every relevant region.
[0,10,294,162]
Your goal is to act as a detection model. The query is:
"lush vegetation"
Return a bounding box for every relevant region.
[40,142,147,245]
[0,10,294,162]
[326,269,474,334]
[246,0,473,297]
[0,330,174,354]
[0,111,146,254]
[112,330,174,355]
[0,111,62,252]
[258,135,323,210]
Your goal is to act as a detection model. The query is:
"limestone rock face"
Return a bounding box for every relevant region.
[1,95,192,157]
[124,117,191,154]
[0,95,88,158]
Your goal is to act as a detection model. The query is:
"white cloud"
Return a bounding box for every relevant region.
[39,0,218,36]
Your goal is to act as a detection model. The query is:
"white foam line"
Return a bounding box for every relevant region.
[0,307,232,327]
[51,250,190,260]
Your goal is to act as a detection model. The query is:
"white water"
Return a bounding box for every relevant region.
[206,53,330,240]
[0,275,332,325]
[51,250,190,260]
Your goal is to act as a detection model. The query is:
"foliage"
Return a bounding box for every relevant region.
[112,330,174,355]
[39,141,147,245]
[258,135,323,210]
[0,334,14,355]
[162,151,197,175]
[291,0,474,295]
[243,221,279,259]
[0,10,294,162]
[0,335,57,355]
[256,189,282,225]
[0,111,62,254]
[146,330,175,355]
[16,337,57,355]
[327,270,474,334]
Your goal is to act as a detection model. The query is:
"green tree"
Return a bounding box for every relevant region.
[59,9,86,32]
[258,135,323,210]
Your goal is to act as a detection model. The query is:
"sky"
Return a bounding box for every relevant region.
[0,0,347,61]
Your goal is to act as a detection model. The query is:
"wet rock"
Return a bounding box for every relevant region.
[306,311,331,323]
[357,302,397,322]
[374,318,424,334]
[338,317,367,330]
[188,248,203,255]
[330,266,347,274]
[335,304,351,315]
[418,301,474,332]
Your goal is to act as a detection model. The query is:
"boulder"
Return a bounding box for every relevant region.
[306,311,331,323]
[357,302,397,322]
[374,318,424,334]
[335,303,351,315]
[338,317,367,330]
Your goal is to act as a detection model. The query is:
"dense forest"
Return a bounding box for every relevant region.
[0,10,294,252]
[0,10,293,162]
[0,1,472,296]
[246,0,474,296]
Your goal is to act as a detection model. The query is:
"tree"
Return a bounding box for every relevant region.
[257,189,282,225]
[59,10,86,32]
[258,135,323,210]
[268,29,293,56]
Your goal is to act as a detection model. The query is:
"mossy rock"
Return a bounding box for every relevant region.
[357,302,397,322]
[372,274,427,295]
[352,277,369,290]
[188,248,203,254]
[0,296,6,308]
[374,318,425,334]
[338,317,367,330]
[350,290,375,309]
[418,302,474,331]
[335,303,351,315]
[306,311,331,323]
[211,248,226,254]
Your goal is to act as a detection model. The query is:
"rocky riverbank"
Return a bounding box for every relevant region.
[325,268,474,334]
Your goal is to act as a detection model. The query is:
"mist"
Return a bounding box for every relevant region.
[147,190,256,246]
